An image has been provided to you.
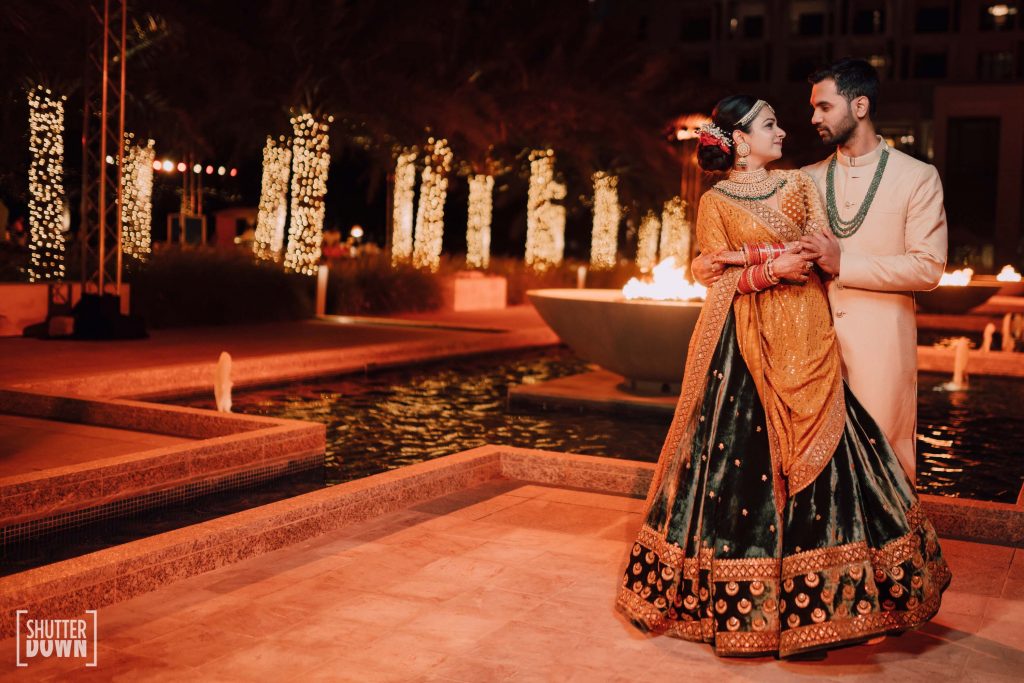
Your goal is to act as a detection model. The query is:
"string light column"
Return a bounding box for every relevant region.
[636,210,661,273]
[412,137,452,272]
[27,86,68,282]
[254,136,292,261]
[590,171,620,270]
[120,133,155,260]
[660,196,691,271]
[466,174,494,269]
[390,150,417,265]
[525,149,566,271]
[284,113,331,275]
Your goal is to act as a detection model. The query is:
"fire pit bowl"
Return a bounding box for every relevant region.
[916,282,1002,314]
[527,288,703,390]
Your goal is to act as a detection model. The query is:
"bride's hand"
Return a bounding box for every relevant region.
[712,250,745,266]
[770,252,815,283]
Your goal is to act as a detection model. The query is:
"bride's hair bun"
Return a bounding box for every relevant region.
[697,94,760,173]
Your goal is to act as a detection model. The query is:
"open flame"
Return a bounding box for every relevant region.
[939,267,973,287]
[622,257,707,301]
[997,265,1022,283]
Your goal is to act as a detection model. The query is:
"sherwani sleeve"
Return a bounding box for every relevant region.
[837,165,948,292]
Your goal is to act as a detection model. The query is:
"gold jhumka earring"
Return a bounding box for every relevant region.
[736,141,751,169]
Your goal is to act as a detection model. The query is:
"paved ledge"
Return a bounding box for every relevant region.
[0,389,324,529]
[0,307,559,400]
[918,345,1024,378]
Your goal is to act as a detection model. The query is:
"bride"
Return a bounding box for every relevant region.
[615,95,950,658]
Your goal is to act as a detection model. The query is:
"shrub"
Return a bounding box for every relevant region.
[128,247,313,328]
[0,242,30,281]
[325,253,442,314]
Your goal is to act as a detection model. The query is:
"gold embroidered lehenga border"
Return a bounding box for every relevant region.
[778,559,951,656]
[616,512,950,658]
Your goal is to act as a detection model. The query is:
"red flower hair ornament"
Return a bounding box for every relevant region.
[697,122,732,154]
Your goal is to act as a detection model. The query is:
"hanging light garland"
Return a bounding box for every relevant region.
[636,210,661,273]
[120,133,155,260]
[254,136,292,261]
[659,196,691,271]
[390,149,417,265]
[412,137,452,272]
[525,149,566,271]
[284,113,331,275]
[27,86,67,282]
[466,174,494,269]
[590,171,620,270]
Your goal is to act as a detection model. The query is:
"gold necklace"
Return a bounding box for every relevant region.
[713,169,786,201]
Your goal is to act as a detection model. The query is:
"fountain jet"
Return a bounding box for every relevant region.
[215,351,233,412]
[939,337,970,392]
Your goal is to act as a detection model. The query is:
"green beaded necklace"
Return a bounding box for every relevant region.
[825,146,889,238]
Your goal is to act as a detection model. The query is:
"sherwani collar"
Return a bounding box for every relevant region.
[835,135,887,168]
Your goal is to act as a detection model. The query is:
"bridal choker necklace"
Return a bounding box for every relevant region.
[714,168,787,201]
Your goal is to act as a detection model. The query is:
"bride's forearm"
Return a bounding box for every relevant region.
[744,241,804,263]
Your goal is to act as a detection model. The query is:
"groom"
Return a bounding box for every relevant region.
[691,58,947,484]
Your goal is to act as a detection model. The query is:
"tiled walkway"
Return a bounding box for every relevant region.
[3,481,1023,681]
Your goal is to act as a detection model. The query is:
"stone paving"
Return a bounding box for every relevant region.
[0,307,552,391]
[0,414,190,477]
[2,480,1021,682]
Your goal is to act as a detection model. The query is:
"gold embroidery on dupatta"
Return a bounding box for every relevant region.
[786,374,846,495]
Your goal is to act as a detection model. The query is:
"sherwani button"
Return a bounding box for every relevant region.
[835,311,846,318]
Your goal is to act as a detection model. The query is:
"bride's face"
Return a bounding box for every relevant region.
[734,107,786,167]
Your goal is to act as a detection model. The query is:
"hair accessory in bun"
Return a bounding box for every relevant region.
[697,122,732,154]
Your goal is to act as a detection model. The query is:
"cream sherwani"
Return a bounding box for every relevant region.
[802,137,948,483]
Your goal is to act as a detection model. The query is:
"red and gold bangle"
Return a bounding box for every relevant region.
[738,267,754,294]
[743,242,787,265]
[753,264,771,290]
[739,265,764,294]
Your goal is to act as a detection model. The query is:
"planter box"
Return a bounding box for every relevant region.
[438,272,507,311]
[0,283,130,337]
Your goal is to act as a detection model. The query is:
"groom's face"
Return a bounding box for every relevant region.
[810,79,857,146]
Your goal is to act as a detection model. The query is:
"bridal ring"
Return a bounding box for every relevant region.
[804,262,812,271]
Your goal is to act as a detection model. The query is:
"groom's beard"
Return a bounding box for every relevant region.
[816,111,857,146]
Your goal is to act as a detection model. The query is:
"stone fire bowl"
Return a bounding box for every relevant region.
[527,288,703,386]
[916,282,1002,314]
[972,275,1024,297]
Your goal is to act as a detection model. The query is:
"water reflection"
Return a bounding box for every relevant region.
[917,372,1024,502]
[175,350,1024,503]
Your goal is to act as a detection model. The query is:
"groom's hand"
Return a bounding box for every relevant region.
[691,251,723,286]
[799,228,841,276]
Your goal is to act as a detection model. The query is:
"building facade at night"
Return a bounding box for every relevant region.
[624,0,1024,266]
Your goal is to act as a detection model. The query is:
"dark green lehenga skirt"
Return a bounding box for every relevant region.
[616,310,951,658]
